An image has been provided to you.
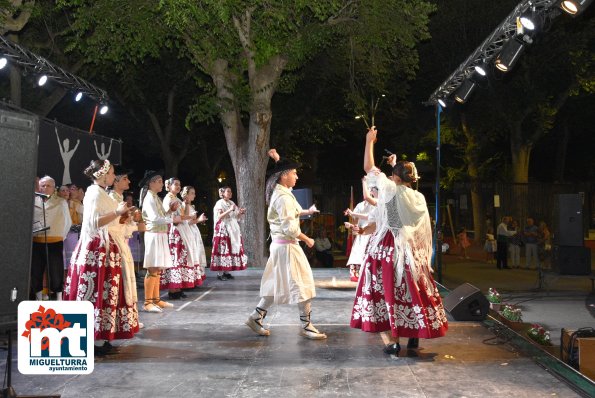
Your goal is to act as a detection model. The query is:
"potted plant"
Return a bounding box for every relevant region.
[500,304,523,323]
[487,287,502,311]
[527,324,553,346]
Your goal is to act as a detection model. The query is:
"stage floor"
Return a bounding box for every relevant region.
[1,269,584,397]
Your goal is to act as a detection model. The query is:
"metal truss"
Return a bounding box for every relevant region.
[0,35,108,103]
[426,0,561,105]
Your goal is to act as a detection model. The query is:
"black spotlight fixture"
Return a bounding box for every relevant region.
[495,38,525,72]
[454,79,476,104]
[474,62,488,78]
[558,0,594,16]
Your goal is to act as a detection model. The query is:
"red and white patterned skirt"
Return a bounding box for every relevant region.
[210,221,247,271]
[161,225,202,289]
[64,235,139,341]
[350,232,448,339]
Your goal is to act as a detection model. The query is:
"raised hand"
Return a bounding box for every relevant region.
[367,126,377,143]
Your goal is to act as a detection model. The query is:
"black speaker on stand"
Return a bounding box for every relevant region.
[554,194,584,247]
[0,109,39,398]
[443,283,490,321]
[553,246,591,276]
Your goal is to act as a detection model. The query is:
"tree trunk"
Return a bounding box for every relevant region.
[460,113,485,244]
[509,122,531,223]
[553,118,569,183]
[510,122,531,184]
[145,87,188,178]
[210,55,285,267]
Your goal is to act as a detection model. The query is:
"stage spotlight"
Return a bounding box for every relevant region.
[74,92,83,102]
[519,14,536,31]
[520,17,535,30]
[559,0,594,16]
[0,57,7,70]
[495,38,525,72]
[474,64,487,77]
[99,104,109,115]
[437,98,447,108]
[37,74,48,86]
[454,79,476,104]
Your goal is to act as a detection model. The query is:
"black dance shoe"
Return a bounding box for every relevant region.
[94,341,116,356]
[383,343,401,356]
[223,272,234,280]
[407,338,419,349]
[168,291,182,300]
[217,274,228,281]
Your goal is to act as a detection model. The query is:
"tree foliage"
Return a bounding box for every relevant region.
[52,0,437,266]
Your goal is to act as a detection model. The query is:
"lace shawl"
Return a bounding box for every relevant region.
[213,198,242,253]
[369,172,433,286]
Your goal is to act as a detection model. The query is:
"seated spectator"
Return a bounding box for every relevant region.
[314,229,334,267]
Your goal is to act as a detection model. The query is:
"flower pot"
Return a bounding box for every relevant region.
[489,302,502,312]
[498,316,527,332]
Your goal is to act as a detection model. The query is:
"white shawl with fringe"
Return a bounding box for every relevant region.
[368,171,433,287]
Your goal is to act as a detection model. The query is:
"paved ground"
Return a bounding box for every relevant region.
[2,261,593,398]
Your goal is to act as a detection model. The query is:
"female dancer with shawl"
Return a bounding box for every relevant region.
[344,177,377,281]
[108,166,144,329]
[350,127,448,356]
[182,186,208,284]
[210,186,248,280]
[162,178,201,298]
[64,159,139,355]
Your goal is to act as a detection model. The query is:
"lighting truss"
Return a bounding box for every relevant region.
[426,0,561,105]
[0,35,108,103]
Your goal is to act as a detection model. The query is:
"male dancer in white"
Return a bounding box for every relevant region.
[245,149,326,340]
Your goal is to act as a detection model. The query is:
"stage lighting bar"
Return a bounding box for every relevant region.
[0,35,108,104]
[426,0,562,106]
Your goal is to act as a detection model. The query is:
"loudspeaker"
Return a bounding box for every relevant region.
[553,246,591,276]
[555,194,583,247]
[443,283,489,321]
[0,109,38,330]
[293,188,313,220]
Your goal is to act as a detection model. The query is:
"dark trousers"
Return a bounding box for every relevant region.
[30,241,65,298]
[496,240,508,269]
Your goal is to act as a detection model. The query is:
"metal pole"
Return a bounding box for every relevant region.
[435,104,443,283]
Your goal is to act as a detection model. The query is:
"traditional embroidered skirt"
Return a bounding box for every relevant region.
[161,224,199,289]
[350,232,448,339]
[210,220,248,271]
[64,235,139,340]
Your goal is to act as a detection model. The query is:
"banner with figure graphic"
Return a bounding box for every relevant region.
[37,119,122,187]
